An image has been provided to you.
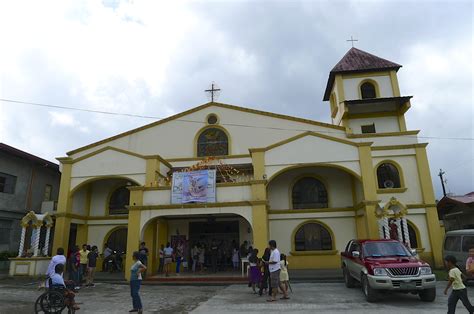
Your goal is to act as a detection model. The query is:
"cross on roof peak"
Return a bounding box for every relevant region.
[205,82,221,102]
[346,36,358,48]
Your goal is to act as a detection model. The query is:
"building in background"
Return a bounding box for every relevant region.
[0,143,60,254]
[438,192,474,231]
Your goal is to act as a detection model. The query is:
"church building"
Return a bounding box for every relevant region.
[52,48,444,279]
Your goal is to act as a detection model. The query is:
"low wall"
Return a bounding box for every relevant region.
[9,257,51,277]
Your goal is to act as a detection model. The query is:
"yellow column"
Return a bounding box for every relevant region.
[76,224,88,247]
[157,219,168,249]
[53,159,73,252]
[415,144,444,268]
[145,158,160,187]
[125,189,143,281]
[250,149,268,251]
[358,145,379,239]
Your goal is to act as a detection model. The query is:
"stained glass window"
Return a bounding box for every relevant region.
[295,223,332,251]
[109,186,130,215]
[292,177,328,209]
[377,163,401,189]
[197,128,229,157]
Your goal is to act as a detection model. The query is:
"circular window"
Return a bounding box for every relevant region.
[207,114,218,125]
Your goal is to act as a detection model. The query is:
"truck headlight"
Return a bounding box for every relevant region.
[420,266,432,275]
[373,268,388,276]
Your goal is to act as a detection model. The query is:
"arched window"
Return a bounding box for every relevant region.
[105,227,128,253]
[360,82,377,99]
[197,128,229,157]
[376,163,401,189]
[292,177,328,209]
[295,222,333,251]
[108,186,130,215]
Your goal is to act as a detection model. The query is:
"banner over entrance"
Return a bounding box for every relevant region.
[171,169,216,204]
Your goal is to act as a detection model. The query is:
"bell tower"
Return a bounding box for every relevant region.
[323,48,411,134]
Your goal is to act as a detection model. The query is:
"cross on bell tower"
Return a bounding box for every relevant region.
[205,82,221,102]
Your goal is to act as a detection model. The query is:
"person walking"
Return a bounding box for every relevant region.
[444,255,474,314]
[86,245,99,287]
[129,251,146,313]
[266,240,288,302]
[79,244,89,284]
[158,244,164,274]
[280,254,289,296]
[102,244,113,272]
[163,242,173,277]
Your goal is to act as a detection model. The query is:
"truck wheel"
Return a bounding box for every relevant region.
[419,288,436,302]
[343,267,356,288]
[361,274,378,302]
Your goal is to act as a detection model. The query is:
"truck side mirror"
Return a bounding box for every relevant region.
[410,249,417,256]
[352,251,360,258]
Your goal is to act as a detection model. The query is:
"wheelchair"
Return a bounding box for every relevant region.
[34,278,76,314]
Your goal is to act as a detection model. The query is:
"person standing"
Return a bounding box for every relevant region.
[163,242,173,277]
[210,239,218,273]
[191,244,199,273]
[102,244,113,272]
[86,245,99,287]
[68,245,81,289]
[239,241,248,259]
[444,255,474,314]
[130,251,147,313]
[79,244,90,283]
[175,243,183,275]
[232,248,239,271]
[158,244,165,274]
[266,240,288,302]
[280,254,290,296]
[248,248,261,294]
[46,247,66,278]
[198,244,205,273]
[259,248,271,296]
[138,242,149,278]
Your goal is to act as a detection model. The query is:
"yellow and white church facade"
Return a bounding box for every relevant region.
[52,48,444,279]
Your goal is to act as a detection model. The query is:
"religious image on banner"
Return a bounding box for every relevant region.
[171,169,216,204]
[182,170,208,203]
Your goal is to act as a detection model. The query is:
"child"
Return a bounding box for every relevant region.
[232,248,240,271]
[280,254,289,297]
[248,248,261,294]
[466,249,474,278]
[444,255,474,314]
[86,245,99,287]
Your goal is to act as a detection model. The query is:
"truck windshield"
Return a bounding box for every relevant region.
[363,242,412,257]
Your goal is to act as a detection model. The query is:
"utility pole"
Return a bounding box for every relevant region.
[438,169,447,197]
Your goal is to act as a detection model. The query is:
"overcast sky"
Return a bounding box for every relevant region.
[0,0,472,199]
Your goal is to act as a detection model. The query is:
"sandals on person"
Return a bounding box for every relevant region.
[280,296,290,300]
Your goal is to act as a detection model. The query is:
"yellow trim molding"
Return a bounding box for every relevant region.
[268,207,354,214]
[67,102,344,156]
[166,154,250,162]
[290,250,338,256]
[267,163,363,184]
[70,176,141,196]
[371,143,428,151]
[128,200,267,211]
[347,130,419,139]
[342,71,391,79]
[389,70,401,97]
[407,219,422,249]
[377,188,407,194]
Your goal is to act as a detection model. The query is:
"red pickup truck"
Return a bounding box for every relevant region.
[341,239,436,302]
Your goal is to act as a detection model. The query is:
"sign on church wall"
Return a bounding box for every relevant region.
[171,169,216,204]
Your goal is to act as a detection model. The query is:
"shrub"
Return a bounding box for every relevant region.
[0,251,17,261]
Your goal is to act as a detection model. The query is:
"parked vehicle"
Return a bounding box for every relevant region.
[341,239,436,302]
[443,230,474,275]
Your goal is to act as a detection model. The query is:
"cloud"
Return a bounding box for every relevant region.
[0,0,472,198]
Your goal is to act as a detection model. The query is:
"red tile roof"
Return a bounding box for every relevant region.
[323,48,402,101]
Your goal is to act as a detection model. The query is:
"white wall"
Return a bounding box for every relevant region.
[89,179,129,216]
[71,187,87,216]
[348,116,400,134]
[343,75,393,100]
[267,167,354,210]
[406,214,431,251]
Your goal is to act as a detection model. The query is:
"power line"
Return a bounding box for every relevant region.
[1,97,474,141]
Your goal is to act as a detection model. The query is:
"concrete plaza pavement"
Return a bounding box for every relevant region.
[0,279,471,313]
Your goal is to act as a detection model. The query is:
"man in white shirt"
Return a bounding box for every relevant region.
[266,240,288,302]
[45,248,66,287]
